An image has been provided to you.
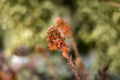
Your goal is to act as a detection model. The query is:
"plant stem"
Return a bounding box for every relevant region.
[70,33,80,57]
[69,33,89,80]
[67,56,81,80]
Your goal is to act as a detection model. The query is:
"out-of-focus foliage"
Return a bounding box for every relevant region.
[74,0,120,75]
[0,0,74,55]
[0,0,120,79]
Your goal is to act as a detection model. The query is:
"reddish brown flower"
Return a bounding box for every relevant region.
[48,44,57,50]
[62,51,69,59]
[47,26,70,59]
[56,17,65,30]
[56,17,71,36]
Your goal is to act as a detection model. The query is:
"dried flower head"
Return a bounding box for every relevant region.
[56,17,71,36]
[47,26,70,59]
[35,45,46,56]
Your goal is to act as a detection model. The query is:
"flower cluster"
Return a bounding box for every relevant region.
[56,17,71,36]
[47,26,70,59]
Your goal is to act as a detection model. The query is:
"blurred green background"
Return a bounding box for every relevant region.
[0,0,120,80]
